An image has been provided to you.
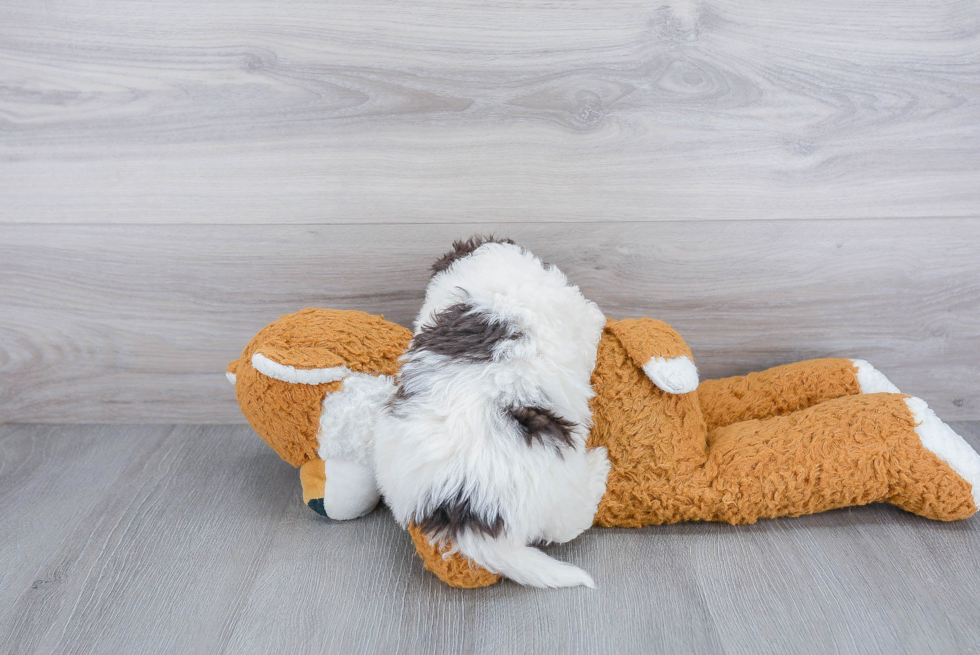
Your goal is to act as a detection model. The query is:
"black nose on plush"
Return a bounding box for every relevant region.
[308,498,328,517]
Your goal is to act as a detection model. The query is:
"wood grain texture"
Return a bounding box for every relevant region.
[2,423,980,654]
[2,219,978,422]
[2,0,979,224]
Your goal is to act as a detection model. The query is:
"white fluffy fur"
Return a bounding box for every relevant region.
[317,372,395,466]
[643,355,699,394]
[375,242,610,588]
[251,353,349,385]
[905,396,980,508]
[851,359,901,394]
[313,372,394,520]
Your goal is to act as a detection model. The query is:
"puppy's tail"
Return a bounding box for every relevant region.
[457,535,595,589]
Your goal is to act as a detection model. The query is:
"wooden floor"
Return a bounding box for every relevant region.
[3,423,980,654]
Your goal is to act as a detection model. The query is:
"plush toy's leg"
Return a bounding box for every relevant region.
[697,358,899,432]
[691,393,979,523]
[407,524,502,589]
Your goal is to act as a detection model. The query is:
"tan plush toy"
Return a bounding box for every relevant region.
[229,307,980,589]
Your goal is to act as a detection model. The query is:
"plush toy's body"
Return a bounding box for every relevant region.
[230,307,980,589]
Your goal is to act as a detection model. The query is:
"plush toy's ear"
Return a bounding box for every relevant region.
[251,344,350,385]
[605,318,699,394]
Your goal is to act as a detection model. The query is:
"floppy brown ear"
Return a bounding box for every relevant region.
[605,318,699,395]
[605,318,693,369]
[251,344,349,385]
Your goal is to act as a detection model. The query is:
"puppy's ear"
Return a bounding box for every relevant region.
[250,345,349,385]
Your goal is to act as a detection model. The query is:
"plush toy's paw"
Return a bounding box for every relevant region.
[642,355,699,394]
[851,359,900,394]
[905,397,980,510]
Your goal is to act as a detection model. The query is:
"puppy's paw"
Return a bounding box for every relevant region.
[642,355,699,394]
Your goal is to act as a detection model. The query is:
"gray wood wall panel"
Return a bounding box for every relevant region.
[3,423,980,654]
[2,0,979,224]
[2,219,978,422]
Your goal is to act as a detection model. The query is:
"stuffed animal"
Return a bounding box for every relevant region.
[227,243,980,590]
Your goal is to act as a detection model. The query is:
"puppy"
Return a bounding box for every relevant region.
[374,237,611,588]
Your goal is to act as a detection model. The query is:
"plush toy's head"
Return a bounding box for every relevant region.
[227,308,412,518]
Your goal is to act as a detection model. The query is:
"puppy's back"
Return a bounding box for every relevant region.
[375,238,610,587]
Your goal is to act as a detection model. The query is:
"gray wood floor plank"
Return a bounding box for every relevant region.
[2,219,979,422]
[0,425,296,655]
[2,0,979,224]
[0,425,153,622]
[2,423,979,654]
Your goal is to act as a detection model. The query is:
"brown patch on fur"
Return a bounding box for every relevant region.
[410,302,520,362]
[408,523,501,588]
[230,308,412,467]
[387,383,414,409]
[415,490,505,540]
[430,235,517,277]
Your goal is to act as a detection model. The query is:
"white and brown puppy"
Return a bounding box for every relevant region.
[374,237,612,588]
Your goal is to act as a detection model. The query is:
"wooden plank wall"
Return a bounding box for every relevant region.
[1,1,978,422]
